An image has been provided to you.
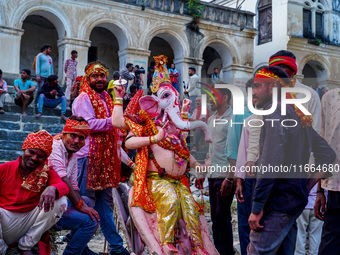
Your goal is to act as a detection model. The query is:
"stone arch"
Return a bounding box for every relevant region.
[197,36,240,67]
[299,54,330,77]
[300,54,329,87]
[9,4,71,39]
[81,17,131,50]
[142,27,189,59]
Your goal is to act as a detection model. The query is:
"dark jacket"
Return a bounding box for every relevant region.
[39,82,64,99]
[252,102,336,215]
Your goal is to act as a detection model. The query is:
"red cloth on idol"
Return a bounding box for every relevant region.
[0,157,69,213]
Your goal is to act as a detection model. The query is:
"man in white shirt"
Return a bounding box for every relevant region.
[184,67,200,113]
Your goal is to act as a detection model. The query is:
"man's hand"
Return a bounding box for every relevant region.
[0,90,5,95]
[235,179,245,203]
[314,191,326,221]
[37,76,41,83]
[184,91,188,95]
[246,161,256,177]
[248,210,264,231]
[221,178,234,197]
[39,186,57,212]
[113,82,125,98]
[79,203,101,222]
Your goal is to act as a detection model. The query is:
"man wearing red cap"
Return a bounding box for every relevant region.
[268,50,321,132]
[247,66,335,255]
[0,130,69,255]
[48,116,100,255]
[72,61,130,255]
[269,50,323,255]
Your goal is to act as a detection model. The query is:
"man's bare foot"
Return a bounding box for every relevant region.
[19,249,34,255]
[22,112,28,116]
[35,113,42,118]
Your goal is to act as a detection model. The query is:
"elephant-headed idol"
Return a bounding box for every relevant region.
[112,55,218,255]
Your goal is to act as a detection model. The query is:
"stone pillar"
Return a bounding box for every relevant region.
[0,26,24,77]
[118,48,150,92]
[174,57,204,97]
[222,64,254,105]
[57,37,91,83]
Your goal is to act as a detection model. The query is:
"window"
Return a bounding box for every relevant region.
[303,9,312,38]
[258,0,272,44]
[303,1,325,39]
[315,12,323,38]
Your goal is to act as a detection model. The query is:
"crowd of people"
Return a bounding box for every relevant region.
[0,48,338,255]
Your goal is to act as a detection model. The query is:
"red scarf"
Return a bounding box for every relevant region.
[81,77,121,190]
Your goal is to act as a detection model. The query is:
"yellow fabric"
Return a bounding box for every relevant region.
[146,172,203,247]
[107,80,116,100]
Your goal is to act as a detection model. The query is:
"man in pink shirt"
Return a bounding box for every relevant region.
[72,61,130,255]
[64,50,78,100]
[48,116,100,255]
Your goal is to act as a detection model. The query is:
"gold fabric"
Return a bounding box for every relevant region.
[146,172,203,247]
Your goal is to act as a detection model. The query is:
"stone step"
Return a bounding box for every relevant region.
[0,140,23,151]
[0,125,63,139]
[0,149,22,161]
[3,103,72,117]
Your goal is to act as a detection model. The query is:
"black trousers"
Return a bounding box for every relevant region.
[318,191,340,255]
[208,178,236,255]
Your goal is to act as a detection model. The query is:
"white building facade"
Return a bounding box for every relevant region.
[241,0,340,89]
[0,0,257,93]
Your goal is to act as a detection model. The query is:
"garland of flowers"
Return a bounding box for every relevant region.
[139,110,191,177]
[286,78,313,127]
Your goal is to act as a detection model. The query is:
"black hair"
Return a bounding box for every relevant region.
[22,69,31,76]
[0,69,2,75]
[130,84,137,93]
[71,50,78,55]
[68,115,88,123]
[261,66,290,86]
[135,65,140,69]
[42,45,52,51]
[270,50,296,60]
[189,67,196,73]
[113,71,120,80]
[47,74,58,83]
[245,78,254,89]
[126,63,133,69]
[217,88,232,104]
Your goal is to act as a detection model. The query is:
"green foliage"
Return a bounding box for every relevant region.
[187,0,206,19]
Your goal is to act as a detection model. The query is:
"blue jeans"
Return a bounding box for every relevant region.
[77,157,124,253]
[172,82,177,91]
[57,197,98,255]
[38,94,67,115]
[248,209,301,255]
[237,179,254,255]
[34,76,47,105]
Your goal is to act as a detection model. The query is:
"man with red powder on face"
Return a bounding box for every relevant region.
[0,130,68,255]
[72,61,130,255]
